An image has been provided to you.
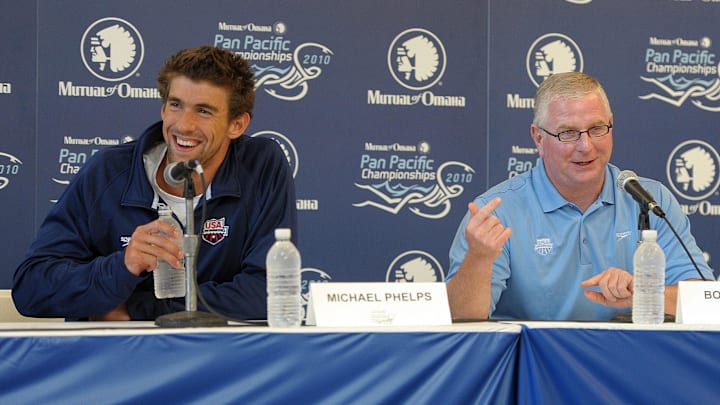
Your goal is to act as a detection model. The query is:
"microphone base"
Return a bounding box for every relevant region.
[155,310,228,328]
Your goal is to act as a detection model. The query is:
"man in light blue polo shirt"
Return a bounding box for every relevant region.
[446,72,713,321]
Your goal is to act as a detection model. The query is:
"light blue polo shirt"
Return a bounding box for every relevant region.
[447,160,714,320]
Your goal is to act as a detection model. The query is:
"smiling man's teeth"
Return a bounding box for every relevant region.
[177,138,198,147]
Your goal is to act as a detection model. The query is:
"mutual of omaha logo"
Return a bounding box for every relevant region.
[667,140,720,201]
[386,251,444,282]
[534,238,553,256]
[202,217,229,245]
[388,28,447,91]
[250,130,299,178]
[81,17,144,82]
[526,33,584,87]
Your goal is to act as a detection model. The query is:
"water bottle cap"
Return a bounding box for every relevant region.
[641,229,657,241]
[275,228,291,240]
[157,206,172,215]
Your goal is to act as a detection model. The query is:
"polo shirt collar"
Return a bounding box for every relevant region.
[533,158,615,213]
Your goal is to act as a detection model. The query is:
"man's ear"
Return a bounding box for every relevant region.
[229,112,251,139]
[530,125,544,157]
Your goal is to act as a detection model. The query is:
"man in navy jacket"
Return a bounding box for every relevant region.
[13,46,297,321]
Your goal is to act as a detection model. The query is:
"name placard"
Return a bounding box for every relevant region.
[676,281,720,324]
[305,282,451,327]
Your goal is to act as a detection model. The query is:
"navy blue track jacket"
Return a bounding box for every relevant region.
[13,121,297,320]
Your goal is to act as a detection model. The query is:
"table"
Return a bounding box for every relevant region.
[516,322,720,404]
[0,322,521,404]
[2,321,719,404]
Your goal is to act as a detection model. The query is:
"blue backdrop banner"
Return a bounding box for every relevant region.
[1,1,718,302]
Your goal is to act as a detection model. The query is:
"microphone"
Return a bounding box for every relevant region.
[164,160,200,187]
[616,169,707,281]
[616,170,666,218]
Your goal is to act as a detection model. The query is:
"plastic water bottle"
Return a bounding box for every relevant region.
[153,205,186,299]
[632,229,665,324]
[266,228,301,327]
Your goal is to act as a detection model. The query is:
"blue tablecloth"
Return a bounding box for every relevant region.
[2,322,719,403]
[0,322,521,404]
[517,322,720,404]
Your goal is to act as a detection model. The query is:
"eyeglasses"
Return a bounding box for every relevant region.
[538,124,613,143]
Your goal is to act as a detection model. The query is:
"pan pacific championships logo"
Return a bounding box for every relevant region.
[354,141,474,219]
[215,21,332,101]
[50,135,133,203]
[301,267,332,320]
[640,36,720,111]
[0,152,22,190]
[667,140,720,212]
[81,17,144,82]
[253,42,333,101]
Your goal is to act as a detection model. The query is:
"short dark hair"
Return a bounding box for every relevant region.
[157,46,256,119]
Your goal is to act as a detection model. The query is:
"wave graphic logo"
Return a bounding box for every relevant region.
[0,152,22,190]
[81,17,144,82]
[667,139,720,201]
[640,74,720,112]
[354,161,474,219]
[253,42,333,101]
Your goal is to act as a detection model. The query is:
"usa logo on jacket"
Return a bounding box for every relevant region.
[202,218,229,245]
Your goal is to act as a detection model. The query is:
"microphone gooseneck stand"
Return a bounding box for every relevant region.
[638,205,650,234]
[634,200,708,281]
[155,173,227,327]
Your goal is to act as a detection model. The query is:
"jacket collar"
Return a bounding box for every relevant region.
[120,121,245,208]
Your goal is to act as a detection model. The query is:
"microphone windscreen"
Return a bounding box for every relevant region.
[164,162,184,187]
[616,170,638,190]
